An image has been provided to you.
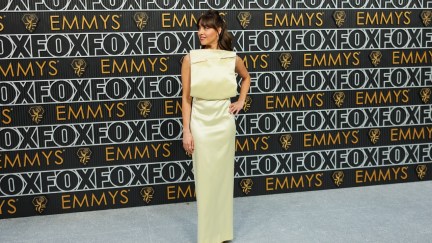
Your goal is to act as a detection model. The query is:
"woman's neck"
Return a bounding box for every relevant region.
[205,44,219,50]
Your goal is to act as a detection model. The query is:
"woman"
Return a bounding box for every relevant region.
[181,9,250,243]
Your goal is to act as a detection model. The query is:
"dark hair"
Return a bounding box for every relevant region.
[196,10,233,51]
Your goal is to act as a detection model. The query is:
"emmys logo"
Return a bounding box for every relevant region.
[333,11,346,27]
[21,14,39,32]
[332,171,344,187]
[77,148,92,165]
[278,53,292,70]
[368,129,381,144]
[140,187,154,204]
[240,179,253,195]
[71,59,87,77]
[137,101,152,118]
[29,106,44,124]
[332,92,345,108]
[420,88,431,103]
[416,165,427,180]
[421,11,431,26]
[279,134,292,150]
[237,12,252,29]
[134,12,149,30]
[243,96,252,112]
[32,196,48,214]
[369,51,382,67]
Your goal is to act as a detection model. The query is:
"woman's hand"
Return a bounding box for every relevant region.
[229,100,245,115]
[183,131,194,155]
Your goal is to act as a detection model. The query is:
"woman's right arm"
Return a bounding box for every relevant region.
[181,54,194,154]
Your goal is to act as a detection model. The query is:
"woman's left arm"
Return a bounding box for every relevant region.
[229,56,251,114]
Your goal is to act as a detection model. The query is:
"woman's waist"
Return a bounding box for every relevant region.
[193,97,231,102]
[192,98,232,114]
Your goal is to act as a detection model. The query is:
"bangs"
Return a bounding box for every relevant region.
[197,14,217,29]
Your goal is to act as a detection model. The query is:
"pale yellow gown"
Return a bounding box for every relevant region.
[189,49,237,243]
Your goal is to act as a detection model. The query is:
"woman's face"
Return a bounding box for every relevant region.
[197,22,220,49]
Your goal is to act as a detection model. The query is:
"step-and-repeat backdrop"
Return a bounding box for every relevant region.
[0,0,431,218]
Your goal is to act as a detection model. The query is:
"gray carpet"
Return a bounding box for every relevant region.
[1,181,431,243]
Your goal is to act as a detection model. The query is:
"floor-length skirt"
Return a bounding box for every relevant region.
[190,97,236,243]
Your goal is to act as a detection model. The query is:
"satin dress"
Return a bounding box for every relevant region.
[189,49,237,243]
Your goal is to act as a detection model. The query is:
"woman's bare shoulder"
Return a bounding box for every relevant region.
[182,53,191,65]
[235,55,245,65]
[181,53,190,67]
